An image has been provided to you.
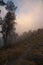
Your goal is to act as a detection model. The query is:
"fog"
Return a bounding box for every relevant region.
[0,0,43,35]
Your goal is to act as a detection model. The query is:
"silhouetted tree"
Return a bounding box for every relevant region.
[2,1,17,47]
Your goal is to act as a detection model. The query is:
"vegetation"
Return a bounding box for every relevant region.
[0,28,43,65]
[0,1,17,47]
[0,1,43,65]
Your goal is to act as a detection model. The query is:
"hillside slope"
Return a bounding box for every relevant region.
[0,29,43,65]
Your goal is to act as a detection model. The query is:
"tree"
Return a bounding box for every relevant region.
[2,1,17,47]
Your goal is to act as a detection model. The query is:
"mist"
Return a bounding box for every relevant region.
[0,0,43,35]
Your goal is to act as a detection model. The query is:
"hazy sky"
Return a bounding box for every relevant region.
[0,0,43,35]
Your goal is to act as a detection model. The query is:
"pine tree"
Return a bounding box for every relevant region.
[2,1,17,47]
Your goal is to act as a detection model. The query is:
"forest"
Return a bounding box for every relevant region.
[0,0,43,65]
[0,28,43,65]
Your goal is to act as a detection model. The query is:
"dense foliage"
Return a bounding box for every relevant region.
[0,28,43,65]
